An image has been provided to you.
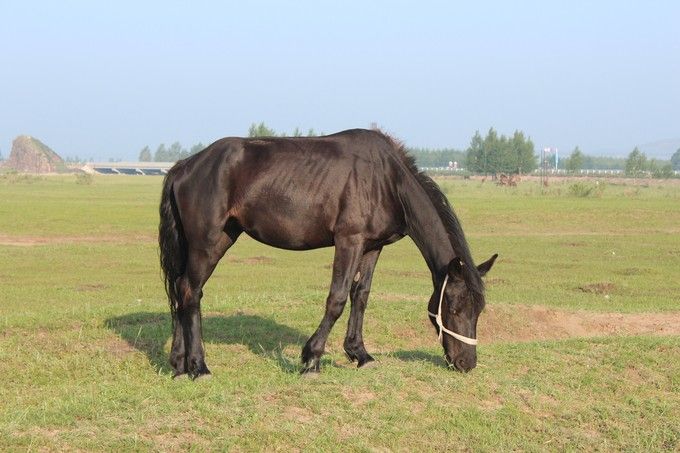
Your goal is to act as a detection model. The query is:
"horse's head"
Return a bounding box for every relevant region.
[428,254,497,372]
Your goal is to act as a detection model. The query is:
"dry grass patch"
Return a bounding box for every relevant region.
[577,282,616,295]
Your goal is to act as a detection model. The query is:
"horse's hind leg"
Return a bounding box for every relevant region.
[301,236,364,373]
[344,247,382,368]
[174,230,239,379]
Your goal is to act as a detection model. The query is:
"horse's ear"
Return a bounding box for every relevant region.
[447,257,465,277]
[477,254,498,276]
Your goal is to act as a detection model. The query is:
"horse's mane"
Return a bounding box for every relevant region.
[376,130,485,298]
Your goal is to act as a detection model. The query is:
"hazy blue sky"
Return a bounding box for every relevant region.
[1,1,679,161]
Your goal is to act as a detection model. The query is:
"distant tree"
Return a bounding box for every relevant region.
[0,148,4,161]
[247,123,320,138]
[65,155,82,163]
[655,164,674,178]
[154,144,168,162]
[138,146,152,162]
[248,122,278,137]
[671,148,680,171]
[509,130,537,174]
[649,159,673,178]
[465,128,535,176]
[483,128,502,175]
[581,155,627,170]
[163,142,183,161]
[465,130,486,174]
[189,143,205,156]
[408,147,466,168]
[624,147,648,178]
[566,146,584,173]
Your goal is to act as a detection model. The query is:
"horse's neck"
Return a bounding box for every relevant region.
[398,178,453,279]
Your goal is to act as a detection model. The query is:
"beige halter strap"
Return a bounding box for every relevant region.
[427,274,478,346]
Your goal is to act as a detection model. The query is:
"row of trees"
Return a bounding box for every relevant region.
[558,151,628,171]
[248,122,319,138]
[135,122,680,179]
[138,123,320,161]
[138,142,206,162]
[465,128,537,175]
[623,147,676,178]
[560,146,676,178]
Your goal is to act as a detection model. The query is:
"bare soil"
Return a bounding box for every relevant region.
[0,233,154,246]
[478,304,680,343]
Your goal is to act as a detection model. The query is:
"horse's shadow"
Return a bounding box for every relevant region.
[390,350,445,367]
[105,312,308,374]
[106,312,448,374]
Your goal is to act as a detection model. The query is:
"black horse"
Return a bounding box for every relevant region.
[159,129,496,379]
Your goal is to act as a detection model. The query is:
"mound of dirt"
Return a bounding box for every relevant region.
[3,135,64,173]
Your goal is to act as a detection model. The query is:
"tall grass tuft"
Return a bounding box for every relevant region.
[568,181,604,198]
[75,173,94,185]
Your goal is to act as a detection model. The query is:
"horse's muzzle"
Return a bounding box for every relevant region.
[447,354,477,372]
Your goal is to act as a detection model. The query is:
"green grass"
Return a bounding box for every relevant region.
[0,174,678,451]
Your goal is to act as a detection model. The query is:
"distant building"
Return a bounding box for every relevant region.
[83,161,175,175]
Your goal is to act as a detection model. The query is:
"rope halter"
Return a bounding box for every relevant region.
[427,274,478,346]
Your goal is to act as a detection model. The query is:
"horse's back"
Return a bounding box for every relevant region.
[172,130,406,250]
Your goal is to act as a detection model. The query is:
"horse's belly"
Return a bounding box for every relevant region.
[236,204,335,251]
[244,226,334,250]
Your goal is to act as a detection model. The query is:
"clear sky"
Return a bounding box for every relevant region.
[1,1,679,161]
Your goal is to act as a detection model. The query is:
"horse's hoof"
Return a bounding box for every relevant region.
[300,369,320,378]
[344,350,358,363]
[358,358,378,369]
[193,372,213,381]
[172,373,189,380]
[300,359,321,376]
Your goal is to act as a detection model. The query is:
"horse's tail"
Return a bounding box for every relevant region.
[159,167,186,324]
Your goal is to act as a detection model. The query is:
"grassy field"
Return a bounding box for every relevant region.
[0,174,678,451]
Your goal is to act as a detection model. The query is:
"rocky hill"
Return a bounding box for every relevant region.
[3,135,64,173]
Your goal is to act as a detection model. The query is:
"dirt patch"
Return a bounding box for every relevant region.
[226,255,274,265]
[283,406,314,423]
[577,282,616,295]
[342,388,376,407]
[0,233,154,247]
[477,305,680,343]
[106,337,140,358]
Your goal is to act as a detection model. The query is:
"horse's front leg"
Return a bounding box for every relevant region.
[344,247,382,368]
[301,236,364,374]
